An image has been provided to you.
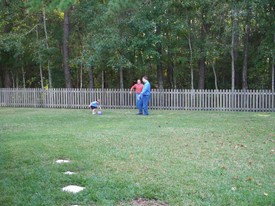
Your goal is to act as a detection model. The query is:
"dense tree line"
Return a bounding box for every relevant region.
[0,0,274,90]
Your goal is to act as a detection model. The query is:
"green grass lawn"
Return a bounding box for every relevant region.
[0,108,274,206]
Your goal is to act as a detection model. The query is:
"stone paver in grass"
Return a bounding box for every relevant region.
[56,159,71,163]
[62,185,85,193]
[64,171,77,175]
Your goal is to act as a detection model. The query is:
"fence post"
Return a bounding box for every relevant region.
[271,89,275,112]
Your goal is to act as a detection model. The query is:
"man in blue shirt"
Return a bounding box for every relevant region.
[138,76,151,115]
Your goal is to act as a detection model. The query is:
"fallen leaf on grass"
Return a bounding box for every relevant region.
[234,144,247,149]
[247,177,253,181]
[263,192,268,196]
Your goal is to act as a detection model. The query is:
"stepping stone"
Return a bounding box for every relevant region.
[62,185,85,193]
[56,159,71,163]
[64,171,77,175]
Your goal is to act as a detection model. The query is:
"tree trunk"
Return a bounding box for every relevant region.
[4,68,12,88]
[42,3,52,88]
[212,62,218,90]
[198,58,205,89]
[198,9,207,90]
[39,63,43,88]
[36,26,43,89]
[16,72,19,88]
[167,62,173,89]
[0,66,2,87]
[119,68,124,89]
[101,70,105,89]
[22,66,26,88]
[156,24,164,89]
[88,65,94,89]
[157,62,164,89]
[167,48,174,89]
[231,3,238,91]
[11,71,15,88]
[272,33,275,92]
[272,55,274,92]
[186,13,194,90]
[242,24,249,90]
[47,61,52,88]
[63,9,72,88]
[242,5,251,90]
[188,34,194,90]
[80,62,83,88]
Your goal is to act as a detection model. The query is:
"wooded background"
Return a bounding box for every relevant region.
[0,0,274,90]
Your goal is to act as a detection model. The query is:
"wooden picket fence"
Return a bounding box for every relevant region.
[0,88,274,112]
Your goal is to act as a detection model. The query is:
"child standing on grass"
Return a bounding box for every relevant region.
[89,100,101,114]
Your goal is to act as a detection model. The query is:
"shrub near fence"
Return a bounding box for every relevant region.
[0,88,274,112]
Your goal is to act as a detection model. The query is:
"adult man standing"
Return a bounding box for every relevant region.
[130,79,144,111]
[138,76,151,115]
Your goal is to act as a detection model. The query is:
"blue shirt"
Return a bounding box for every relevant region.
[90,101,99,108]
[140,81,151,96]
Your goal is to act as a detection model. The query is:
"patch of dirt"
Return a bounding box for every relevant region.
[122,198,169,206]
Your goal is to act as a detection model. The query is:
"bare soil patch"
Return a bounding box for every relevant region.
[122,198,168,206]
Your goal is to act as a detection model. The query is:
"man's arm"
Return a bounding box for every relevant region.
[130,84,136,94]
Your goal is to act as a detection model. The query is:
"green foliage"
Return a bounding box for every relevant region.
[26,0,77,12]
[0,0,274,89]
[0,34,24,56]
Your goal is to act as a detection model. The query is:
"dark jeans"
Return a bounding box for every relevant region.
[139,95,150,115]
